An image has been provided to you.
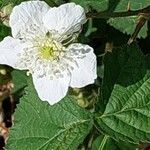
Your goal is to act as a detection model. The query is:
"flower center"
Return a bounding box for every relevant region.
[39,45,55,60]
[37,35,65,60]
[16,32,78,79]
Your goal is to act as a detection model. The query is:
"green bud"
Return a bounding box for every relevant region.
[2,4,13,16]
[1,3,13,26]
[0,69,7,75]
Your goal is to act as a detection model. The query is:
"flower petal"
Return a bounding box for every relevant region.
[0,36,27,69]
[9,1,50,39]
[67,43,97,87]
[32,72,70,105]
[43,3,86,36]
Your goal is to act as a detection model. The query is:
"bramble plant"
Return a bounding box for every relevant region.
[0,0,149,149]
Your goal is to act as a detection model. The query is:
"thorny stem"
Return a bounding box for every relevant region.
[86,6,150,19]
[87,6,150,44]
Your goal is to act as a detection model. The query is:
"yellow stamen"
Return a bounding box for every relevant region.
[39,45,55,60]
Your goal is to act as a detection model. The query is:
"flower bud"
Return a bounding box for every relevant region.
[1,4,13,26]
[0,69,7,75]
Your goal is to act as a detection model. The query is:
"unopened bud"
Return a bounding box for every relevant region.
[0,69,7,75]
[2,4,13,16]
[1,4,13,26]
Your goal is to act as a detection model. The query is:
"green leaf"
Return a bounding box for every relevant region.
[70,0,109,12]
[111,1,150,11]
[11,70,27,94]
[6,79,93,150]
[70,0,125,12]
[71,0,149,38]
[92,135,137,150]
[97,44,150,143]
[108,1,150,38]
[42,0,59,7]
[0,24,11,41]
[101,45,129,112]
[108,17,148,38]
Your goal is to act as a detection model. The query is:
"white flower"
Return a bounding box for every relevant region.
[0,1,97,105]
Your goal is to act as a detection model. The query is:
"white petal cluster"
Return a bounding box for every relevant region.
[0,1,97,105]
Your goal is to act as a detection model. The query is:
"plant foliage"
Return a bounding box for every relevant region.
[0,0,149,149]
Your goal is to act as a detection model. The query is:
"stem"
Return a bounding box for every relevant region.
[98,135,109,150]
[128,17,147,44]
[86,6,150,18]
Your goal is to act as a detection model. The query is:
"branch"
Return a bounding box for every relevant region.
[86,6,150,18]
[128,17,147,44]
